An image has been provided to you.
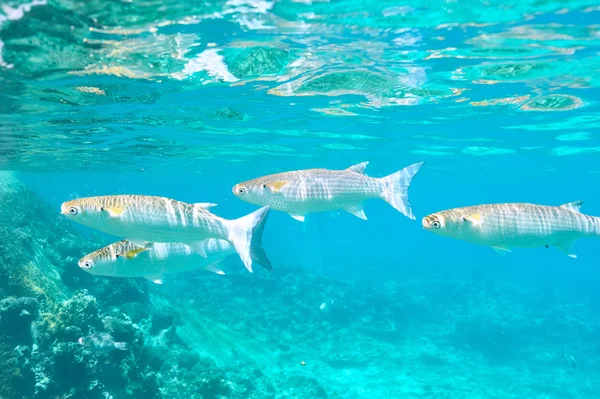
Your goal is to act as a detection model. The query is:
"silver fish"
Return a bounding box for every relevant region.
[232,161,424,221]
[79,239,236,284]
[422,201,599,257]
[61,195,271,272]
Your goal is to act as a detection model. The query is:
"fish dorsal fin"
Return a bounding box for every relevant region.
[194,202,218,209]
[463,213,482,225]
[127,239,148,247]
[264,181,288,193]
[346,161,369,175]
[560,201,583,213]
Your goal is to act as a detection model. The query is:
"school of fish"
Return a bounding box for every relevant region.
[61,160,600,284]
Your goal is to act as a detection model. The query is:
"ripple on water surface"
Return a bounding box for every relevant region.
[0,0,599,172]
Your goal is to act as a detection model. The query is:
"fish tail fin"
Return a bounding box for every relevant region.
[115,342,128,351]
[593,216,600,237]
[379,162,424,220]
[226,206,273,273]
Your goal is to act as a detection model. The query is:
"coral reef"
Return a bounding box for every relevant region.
[0,173,242,399]
[1,171,599,399]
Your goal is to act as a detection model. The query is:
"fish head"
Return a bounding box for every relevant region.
[78,241,129,276]
[422,211,455,236]
[61,197,112,225]
[232,178,267,205]
[233,174,291,207]
[423,208,476,239]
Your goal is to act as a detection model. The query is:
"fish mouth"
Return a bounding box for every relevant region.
[421,216,432,228]
[422,215,438,229]
[60,202,68,215]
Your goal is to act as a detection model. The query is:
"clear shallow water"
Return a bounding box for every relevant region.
[2,1,600,398]
[1,0,600,173]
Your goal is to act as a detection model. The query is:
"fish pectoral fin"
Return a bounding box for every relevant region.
[105,206,126,217]
[264,181,288,193]
[144,275,163,284]
[560,201,583,213]
[492,246,511,256]
[346,161,369,175]
[289,213,305,222]
[185,240,208,258]
[554,241,577,259]
[122,247,150,259]
[344,204,367,220]
[463,213,482,226]
[204,261,225,275]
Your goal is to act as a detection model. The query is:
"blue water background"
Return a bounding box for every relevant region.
[3,0,600,396]
[17,153,600,292]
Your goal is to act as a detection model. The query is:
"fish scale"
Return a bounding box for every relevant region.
[285,170,380,210]
[423,201,600,257]
[86,196,228,241]
[233,161,423,221]
[456,204,597,239]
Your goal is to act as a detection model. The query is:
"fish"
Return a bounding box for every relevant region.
[60,195,272,273]
[562,353,577,370]
[79,239,235,284]
[232,161,424,222]
[422,201,600,257]
[78,329,128,353]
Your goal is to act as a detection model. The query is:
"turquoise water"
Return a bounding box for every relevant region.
[2,0,600,398]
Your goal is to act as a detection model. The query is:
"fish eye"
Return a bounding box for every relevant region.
[432,221,441,229]
[238,187,246,195]
[81,261,92,269]
[69,207,79,215]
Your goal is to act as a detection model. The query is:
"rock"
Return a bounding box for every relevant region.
[0,297,39,345]
[150,309,174,334]
[280,375,327,398]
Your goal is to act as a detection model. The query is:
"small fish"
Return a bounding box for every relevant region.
[78,329,128,353]
[61,195,272,273]
[562,353,578,370]
[422,201,599,257]
[232,161,424,222]
[79,239,234,284]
